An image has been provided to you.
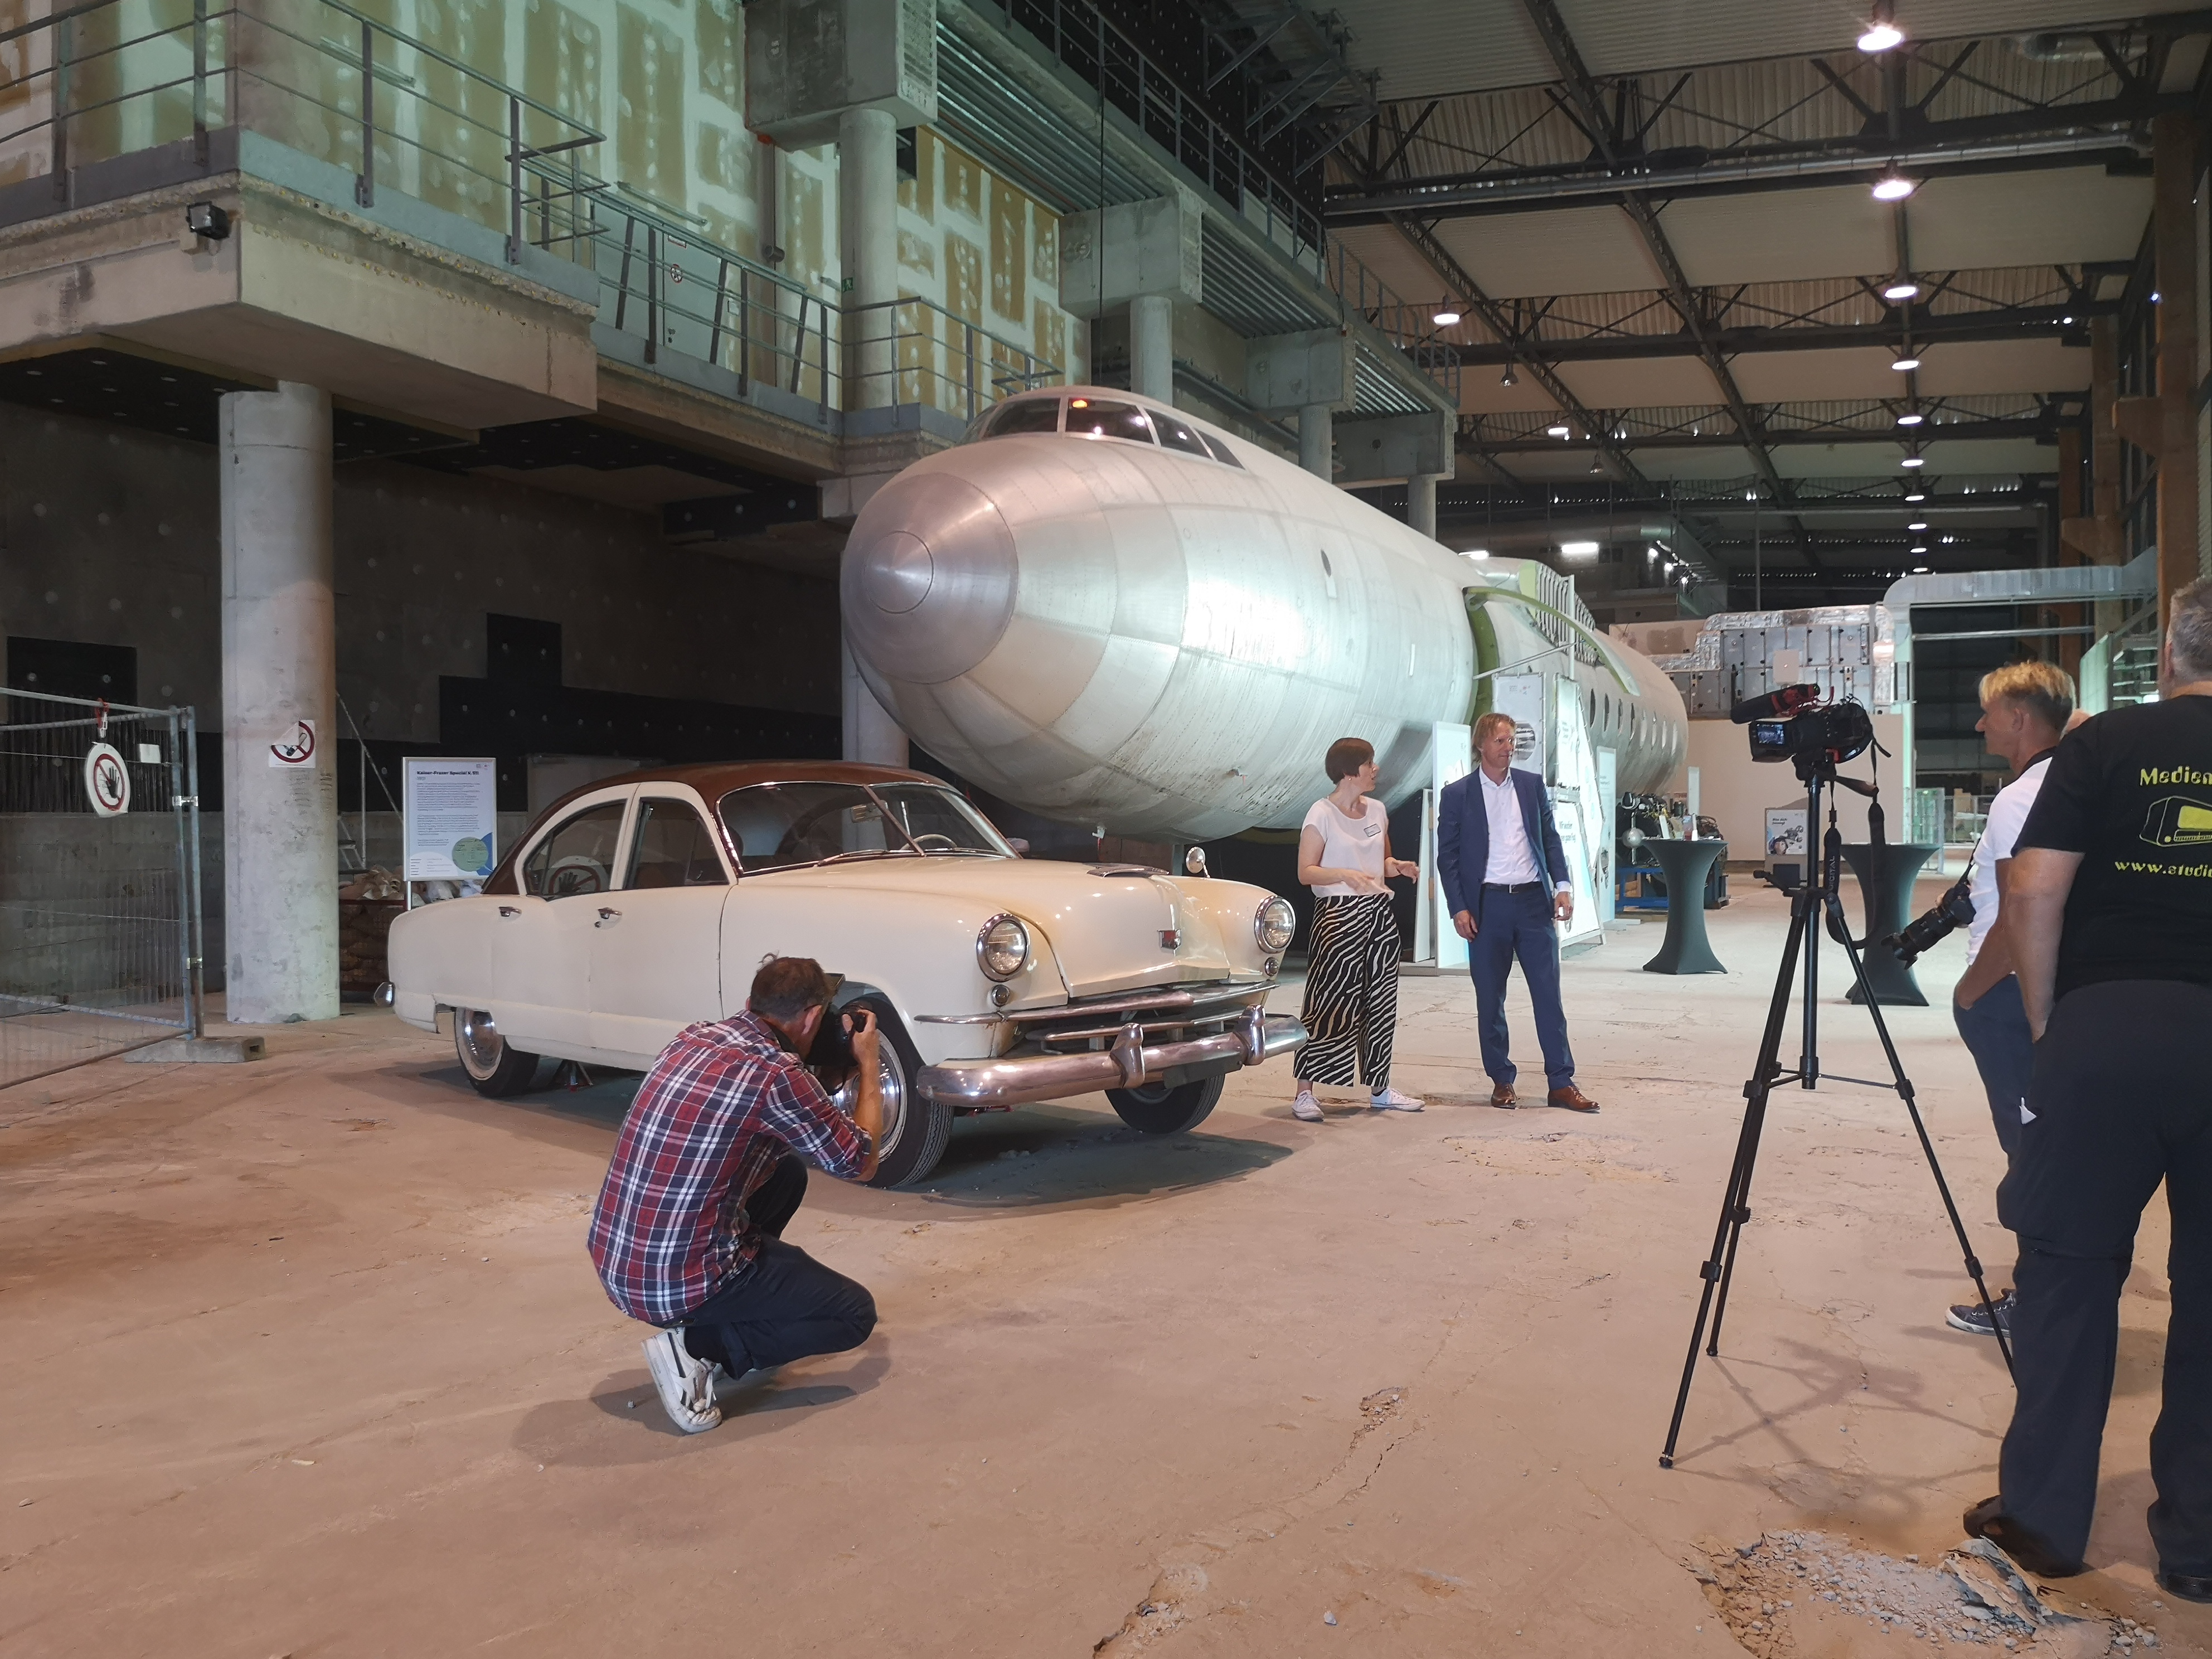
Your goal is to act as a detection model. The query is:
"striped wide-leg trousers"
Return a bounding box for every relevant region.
[1296,892,1401,1090]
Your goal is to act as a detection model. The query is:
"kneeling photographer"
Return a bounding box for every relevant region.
[1964,577,2212,1597]
[1935,661,2075,1339]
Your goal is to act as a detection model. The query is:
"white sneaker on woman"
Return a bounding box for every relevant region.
[1291,1089,1325,1122]
[1369,1086,1424,1112]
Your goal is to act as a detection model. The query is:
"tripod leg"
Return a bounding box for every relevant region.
[1661,896,1811,1467]
[1825,892,2017,1382]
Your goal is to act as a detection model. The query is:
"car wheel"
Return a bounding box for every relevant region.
[454,1008,541,1098]
[1107,1072,1225,1134]
[833,997,951,1189]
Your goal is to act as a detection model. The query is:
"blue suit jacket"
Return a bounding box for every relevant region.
[1436,767,1570,919]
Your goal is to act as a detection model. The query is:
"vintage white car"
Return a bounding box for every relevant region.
[385,762,1306,1186]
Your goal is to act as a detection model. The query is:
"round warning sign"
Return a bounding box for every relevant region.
[84,742,130,817]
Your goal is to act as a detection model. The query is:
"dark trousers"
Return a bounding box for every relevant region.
[678,1156,877,1376]
[1297,892,1400,1089]
[1468,885,1575,1090]
[1954,973,2034,1161]
[1997,981,2212,1574]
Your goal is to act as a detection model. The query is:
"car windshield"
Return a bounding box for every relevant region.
[716,782,1011,872]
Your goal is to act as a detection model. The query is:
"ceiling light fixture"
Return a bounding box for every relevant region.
[1911,544,1929,554]
[1891,355,1920,371]
[1500,366,1518,387]
[1896,410,1925,426]
[1560,540,1600,557]
[1857,0,1903,52]
[1908,520,1928,531]
[1464,547,1491,560]
[1901,453,1925,468]
[1883,277,1922,302]
[1905,490,1927,502]
[1871,171,1918,202]
[1589,455,1603,473]
[1546,424,1572,438]
[1913,565,1930,573]
[1433,305,1462,327]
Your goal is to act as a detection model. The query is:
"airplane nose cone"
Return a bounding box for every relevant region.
[843,470,1018,685]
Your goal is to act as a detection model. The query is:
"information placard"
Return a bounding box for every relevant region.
[404,758,498,891]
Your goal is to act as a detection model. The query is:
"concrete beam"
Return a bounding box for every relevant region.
[1245,326,1355,415]
[1333,409,1456,483]
[743,0,938,146]
[1059,195,1202,319]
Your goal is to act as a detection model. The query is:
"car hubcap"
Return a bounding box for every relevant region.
[457,1009,504,1079]
[835,1037,908,1154]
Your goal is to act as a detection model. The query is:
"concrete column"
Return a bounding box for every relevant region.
[220,382,338,1024]
[1407,473,1437,540]
[838,105,898,410]
[2155,112,2202,620]
[1129,293,1175,404]
[1299,402,1332,479]
[842,639,909,767]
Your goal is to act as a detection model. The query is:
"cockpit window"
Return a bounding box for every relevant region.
[1152,410,1210,458]
[979,396,1062,438]
[1066,398,1155,444]
[1199,433,1243,468]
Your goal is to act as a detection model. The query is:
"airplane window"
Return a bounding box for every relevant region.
[1199,433,1243,468]
[1152,411,1210,458]
[981,397,1062,438]
[1065,397,1154,444]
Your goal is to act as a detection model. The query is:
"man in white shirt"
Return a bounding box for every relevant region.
[1436,712,1597,1112]
[1943,659,2074,1338]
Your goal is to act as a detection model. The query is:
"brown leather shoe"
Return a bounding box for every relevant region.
[1547,1084,1600,1113]
[1490,1082,1518,1109]
[1962,1495,2088,1579]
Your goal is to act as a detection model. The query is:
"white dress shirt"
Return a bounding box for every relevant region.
[1479,768,1568,890]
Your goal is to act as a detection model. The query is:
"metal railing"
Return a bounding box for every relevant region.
[0,688,205,1089]
[991,0,1457,409]
[1,0,604,260]
[585,191,1063,418]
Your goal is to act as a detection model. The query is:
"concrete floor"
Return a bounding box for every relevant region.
[2,882,2201,1657]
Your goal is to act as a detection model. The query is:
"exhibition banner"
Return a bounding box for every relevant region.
[1419,720,1473,971]
[1550,678,1606,952]
[404,759,498,890]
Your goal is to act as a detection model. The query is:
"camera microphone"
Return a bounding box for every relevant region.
[1730,683,1823,724]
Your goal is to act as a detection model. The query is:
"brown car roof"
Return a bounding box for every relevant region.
[481,760,951,894]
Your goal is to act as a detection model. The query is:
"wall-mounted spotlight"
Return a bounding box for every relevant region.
[185,201,231,241]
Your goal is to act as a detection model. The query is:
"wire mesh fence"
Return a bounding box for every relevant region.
[0,687,205,1089]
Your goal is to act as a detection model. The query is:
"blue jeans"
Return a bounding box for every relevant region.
[1468,885,1575,1090]
[1954,973,2034,1161]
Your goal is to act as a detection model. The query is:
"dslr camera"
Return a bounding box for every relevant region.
[1884,872,1976,965]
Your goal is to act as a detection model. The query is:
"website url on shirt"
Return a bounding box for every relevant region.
[2114,860,2212,877]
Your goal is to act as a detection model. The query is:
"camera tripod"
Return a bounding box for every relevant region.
[1658,756,2015,1469]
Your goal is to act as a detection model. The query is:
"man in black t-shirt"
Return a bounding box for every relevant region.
[1962,577,2212,1600]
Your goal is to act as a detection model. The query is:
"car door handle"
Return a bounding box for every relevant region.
[498,905,520,918]
[596,906,620,926]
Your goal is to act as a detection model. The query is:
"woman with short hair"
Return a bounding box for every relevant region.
[1291,736,1422,1121]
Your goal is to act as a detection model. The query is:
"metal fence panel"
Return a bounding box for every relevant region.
[0,687,204,1088]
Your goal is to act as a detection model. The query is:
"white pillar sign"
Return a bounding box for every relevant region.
[404,758,499,891]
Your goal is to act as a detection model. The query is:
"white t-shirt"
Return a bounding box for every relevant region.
[1302,795,1388,896]
[1964,754,2053,964]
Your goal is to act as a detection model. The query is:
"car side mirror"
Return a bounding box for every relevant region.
[1184,846,1209,876]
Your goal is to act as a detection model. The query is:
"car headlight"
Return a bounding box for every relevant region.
[1254,896,1297,954]
[976,913,1030,981]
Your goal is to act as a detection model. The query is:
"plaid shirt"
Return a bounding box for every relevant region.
[588,1010,869,1326]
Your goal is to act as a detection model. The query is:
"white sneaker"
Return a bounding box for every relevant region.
[642,1327,721,1434]
[1291,1089,1325,1122]
[1369,1086,1424,1112]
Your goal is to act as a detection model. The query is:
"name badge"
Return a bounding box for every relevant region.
[1363,822,1382,837]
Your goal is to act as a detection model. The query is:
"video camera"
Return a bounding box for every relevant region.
[1733,683,1875,775]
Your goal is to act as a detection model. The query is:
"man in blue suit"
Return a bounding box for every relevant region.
[1436,711,1599,1113]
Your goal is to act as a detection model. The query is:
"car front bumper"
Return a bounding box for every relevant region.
[917,1008,1307,1109]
